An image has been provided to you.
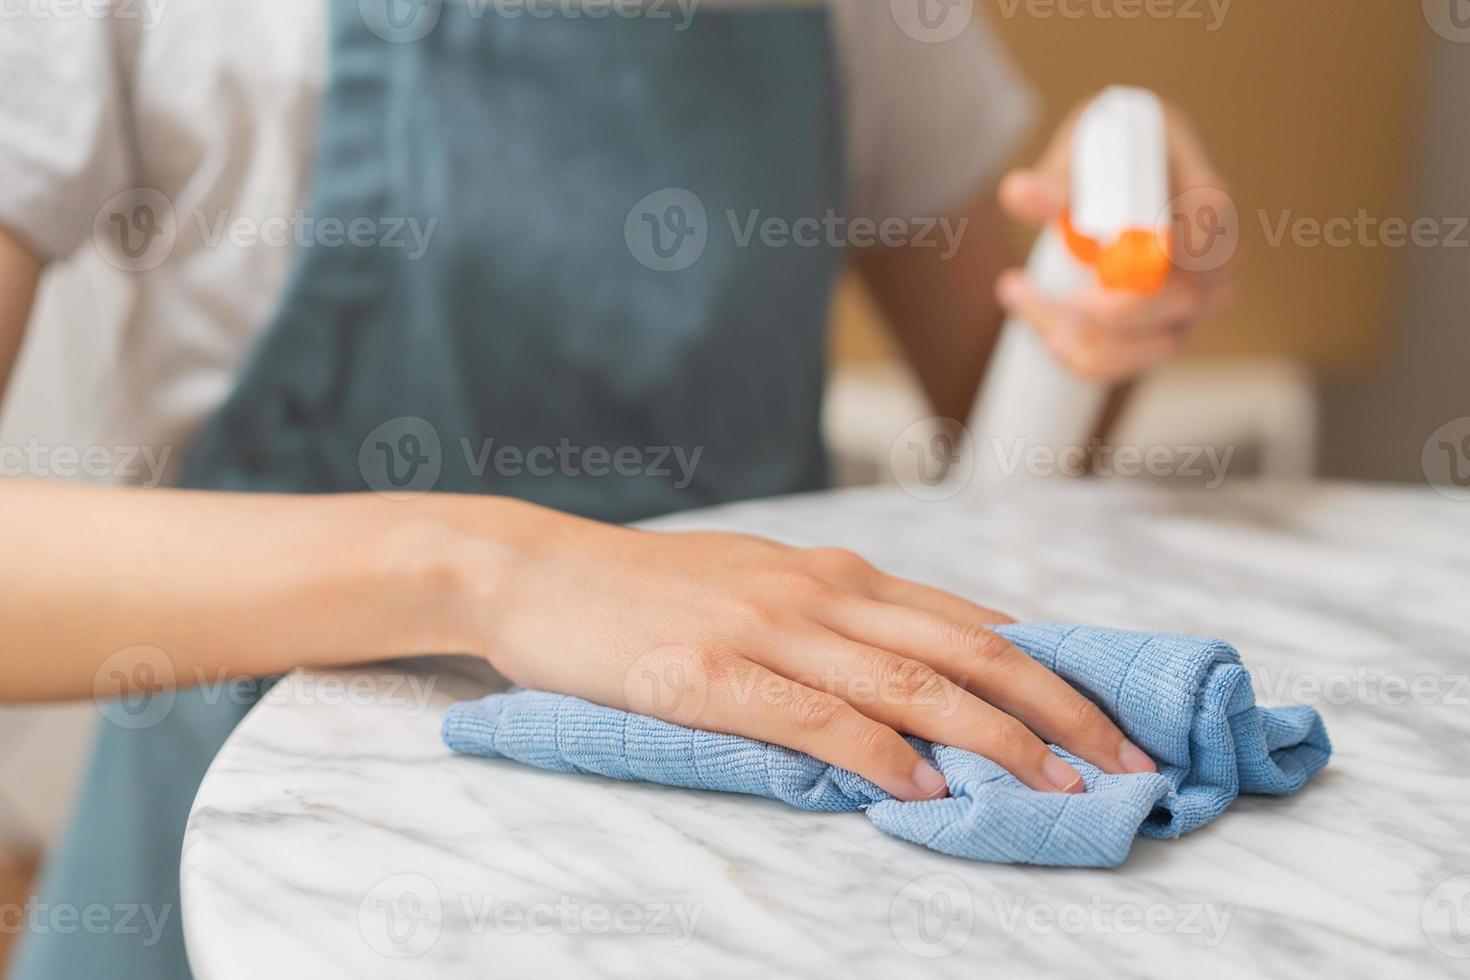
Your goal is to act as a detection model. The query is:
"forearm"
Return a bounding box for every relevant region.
[0,481,529,701]
[855,189,1015,422]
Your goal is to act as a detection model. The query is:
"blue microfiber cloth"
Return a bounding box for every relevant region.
[442,624,1331,868]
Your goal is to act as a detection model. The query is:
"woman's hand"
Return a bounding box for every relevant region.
[445,502,1157,803]
[996,98,1233,383]
[0,476,1155,802]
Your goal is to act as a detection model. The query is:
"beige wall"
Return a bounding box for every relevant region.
[1319,22,1470,481]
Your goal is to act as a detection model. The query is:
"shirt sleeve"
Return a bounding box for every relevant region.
[835,0,1039,222]
[0,7,136,260]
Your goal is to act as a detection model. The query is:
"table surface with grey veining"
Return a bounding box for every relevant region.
[181,480,1470,979]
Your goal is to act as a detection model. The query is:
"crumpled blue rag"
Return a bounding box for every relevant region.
[442,624,1331,868]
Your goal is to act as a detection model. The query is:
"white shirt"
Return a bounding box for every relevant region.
[0,0,1035,482]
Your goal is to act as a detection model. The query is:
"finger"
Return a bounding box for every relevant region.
[800,546,887,593]
[1006,263,1207,339]
[819,597,1156,777]
[760,630,1085,794]
[1001,271,1183,381]
[695,655,949,803]
[800,548,1013,629]
[997,102,1083,225]
[999,304,1181,384]
[864,572,1014,628]
[998,168,1067,227]
[1046,323,1184,383]
[998,272,1187,382]
[1002,261,1216,382]
[996,267,1075,339]
[1057,279,1205,337]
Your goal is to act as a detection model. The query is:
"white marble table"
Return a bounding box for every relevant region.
[181,481,1470,979]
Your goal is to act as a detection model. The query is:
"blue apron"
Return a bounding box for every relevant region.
[14,2,845,977]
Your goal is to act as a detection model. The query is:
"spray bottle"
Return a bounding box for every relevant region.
[969,86,1173,487]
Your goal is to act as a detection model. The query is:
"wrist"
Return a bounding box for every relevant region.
[371,493,568,664]
[350,496,484,663]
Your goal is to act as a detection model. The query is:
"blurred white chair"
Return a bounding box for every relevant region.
[1112,359,1318,480]
[824,357,1318,489]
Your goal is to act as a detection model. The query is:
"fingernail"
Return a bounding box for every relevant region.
[912,761,949,800]
[1043,754,1085,794]
[1119,741,1157,774]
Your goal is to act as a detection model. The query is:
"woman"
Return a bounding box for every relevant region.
[0,1,1225,975]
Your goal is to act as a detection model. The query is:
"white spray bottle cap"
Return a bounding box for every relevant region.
[1061,86,1172,293]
